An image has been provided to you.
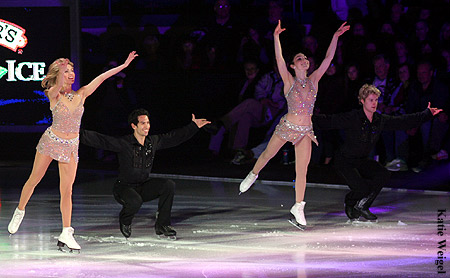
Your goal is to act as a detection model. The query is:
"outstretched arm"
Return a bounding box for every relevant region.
[310,22,349,83]
[273,20,292,88]
[79,51,138,98]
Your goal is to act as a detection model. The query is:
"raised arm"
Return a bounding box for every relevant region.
[46,59,69,101]
[79,51,138,99]
[273,20,293,90]
[310,22,349,83]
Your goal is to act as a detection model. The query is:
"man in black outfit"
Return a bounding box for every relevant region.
[80,109,210,238]
[313,84,442,221]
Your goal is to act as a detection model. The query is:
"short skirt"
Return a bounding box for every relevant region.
[274,115,318,146]
[36,127,79,163]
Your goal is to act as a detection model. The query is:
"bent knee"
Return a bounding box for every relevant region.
[163,179,176,193]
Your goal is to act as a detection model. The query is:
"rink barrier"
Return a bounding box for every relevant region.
[148,173,450,196]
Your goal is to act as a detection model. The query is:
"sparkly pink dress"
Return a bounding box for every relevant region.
[36,93,84,163]
[274,77,319,145]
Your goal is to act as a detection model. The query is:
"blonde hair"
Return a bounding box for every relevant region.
[41,58,74,97]
[358,84,381,104]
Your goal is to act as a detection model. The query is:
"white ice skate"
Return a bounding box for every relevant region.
[57,227,81,253]
[8,207,25,235]
[288,201,307,230]
[239,171,258,195]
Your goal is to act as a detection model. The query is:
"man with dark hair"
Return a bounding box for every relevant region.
[80,109,210,239]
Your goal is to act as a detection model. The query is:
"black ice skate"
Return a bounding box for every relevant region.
[345,204,361,222]
[155,222,177,240]
[354,197,378,221]
[120,222,131,238]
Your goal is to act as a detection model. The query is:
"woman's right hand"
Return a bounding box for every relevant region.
[274,20,286,37]
[58,59,69,72]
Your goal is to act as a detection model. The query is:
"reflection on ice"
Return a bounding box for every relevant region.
[0,172,448,278]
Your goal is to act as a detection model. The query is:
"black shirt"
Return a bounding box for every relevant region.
[312,109,432,160]
[80,122,199,184]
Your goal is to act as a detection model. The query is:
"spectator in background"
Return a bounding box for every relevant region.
[438,22,450,50]
[376,22,396,59]
[366,54,398,164]
[343,63,365,112]
[437,47,450,87]
[135,34,168,73]
[368,54,397,116]
[206,61,285,159]
[173,35,203,72]
[389,3,408,40]
[384,63,413,172]
[315,62,345,164]
[237,25,270,69]
[201,0,244,72]
[409,20,433,61]
[407,60,449,172]
[255,0,303,54]
[392,40,415,73]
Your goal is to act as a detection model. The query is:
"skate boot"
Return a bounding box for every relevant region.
[288,201,307,230]
[119,222,131,238]
[345,204,361,221]
[239,171,258,195]
[8,207,25,235]
[155,222,177,240]
[57,227,81,253]
[354,198,377,221]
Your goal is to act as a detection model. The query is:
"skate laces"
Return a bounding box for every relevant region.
[11,210,24,224]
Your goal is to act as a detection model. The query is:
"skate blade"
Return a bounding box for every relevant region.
[348,219,378,226]
[288,219,306,231]
[57,241,81,253]
[157,234,177,241]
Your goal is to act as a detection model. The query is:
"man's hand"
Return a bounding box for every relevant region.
[427,102,443,116]
[192,114,211,128]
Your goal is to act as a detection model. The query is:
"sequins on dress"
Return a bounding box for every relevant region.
[275,77,319,145]
[36,93,84,163]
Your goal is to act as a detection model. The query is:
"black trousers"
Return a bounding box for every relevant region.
[113,178,175,226]
[335,157,391,207]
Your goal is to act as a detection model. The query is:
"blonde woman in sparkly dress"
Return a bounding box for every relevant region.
[239,20,349,229]
[7,51,138,251]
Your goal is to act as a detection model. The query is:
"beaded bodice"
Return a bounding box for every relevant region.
[286,77,317,116]
[50,93,84,134]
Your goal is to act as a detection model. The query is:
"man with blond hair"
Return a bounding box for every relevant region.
[313,84,441,221]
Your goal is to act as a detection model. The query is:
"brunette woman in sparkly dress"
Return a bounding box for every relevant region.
[239,20,349,229]
[7,51,138,251]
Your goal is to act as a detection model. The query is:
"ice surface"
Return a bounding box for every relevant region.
[0,167,449,278]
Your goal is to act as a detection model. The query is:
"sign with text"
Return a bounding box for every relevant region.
[0,7,71,131]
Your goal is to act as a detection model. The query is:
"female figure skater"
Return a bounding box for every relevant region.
[8,51,138,251]
[239,21,349,229]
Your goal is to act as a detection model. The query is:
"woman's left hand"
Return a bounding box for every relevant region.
[334,22,350,37]
[192,114,211,128]
[123,51,138,67]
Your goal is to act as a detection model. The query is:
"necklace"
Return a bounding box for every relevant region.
[64,91,74,101]
[296,77,308,88]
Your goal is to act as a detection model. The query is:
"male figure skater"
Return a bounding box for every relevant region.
[312,84,442,221]
[80,109,210,239]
